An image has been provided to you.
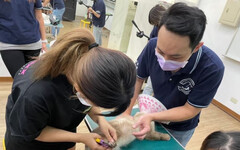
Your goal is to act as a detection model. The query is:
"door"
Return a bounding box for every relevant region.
[63,0,77,21]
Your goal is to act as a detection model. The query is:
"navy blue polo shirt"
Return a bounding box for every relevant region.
[136,38,224,131]
[92,0,106,27]
[150,26,159,39]
[50,0,65,9]
[0,0,42,44]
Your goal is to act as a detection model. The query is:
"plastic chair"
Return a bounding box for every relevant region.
[3,138,6,150]
[80,18,92,31]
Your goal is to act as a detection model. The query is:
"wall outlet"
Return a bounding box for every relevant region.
[230,97,238,104]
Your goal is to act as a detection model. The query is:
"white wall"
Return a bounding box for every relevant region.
[126,0,158,61]
[76,0,92,17]
[0,55,10,76]
[198,0,240,115]
[104,0,115,30]
[126,0,174,62]
[107,0,132,50]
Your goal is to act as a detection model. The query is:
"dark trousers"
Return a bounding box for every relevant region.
[1,49,41,78]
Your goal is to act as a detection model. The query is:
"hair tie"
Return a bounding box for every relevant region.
[88,43,99,50]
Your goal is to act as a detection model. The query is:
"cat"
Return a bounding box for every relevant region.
[86,112,170,150]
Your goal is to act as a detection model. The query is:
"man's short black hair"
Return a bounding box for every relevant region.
[159,2,207,50]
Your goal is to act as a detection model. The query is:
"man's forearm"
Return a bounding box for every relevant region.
[150,103,202,122]
[92,11,100,18]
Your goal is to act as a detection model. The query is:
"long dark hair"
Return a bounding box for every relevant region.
[159,2,207,50]
[201,131,240,150]
[73,47,136,116]
[33,29,94,80]
[33,28,136,116]
[148,3,170,26]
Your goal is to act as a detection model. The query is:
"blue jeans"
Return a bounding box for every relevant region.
[93,25,103,45]
[166,128,195,147]
[52,8,65,36]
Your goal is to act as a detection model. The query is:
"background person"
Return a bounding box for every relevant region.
[88,0,106,45]
[148,2,171,39]
[0,0,47,78]
[42,0,65,37]
[5,28,136,150]
[143,2,171,95]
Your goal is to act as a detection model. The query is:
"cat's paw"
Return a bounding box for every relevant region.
[162,134,171,141]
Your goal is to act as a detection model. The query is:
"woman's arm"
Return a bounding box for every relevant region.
[36,126,108,150]
[35,126,84,142]
[88,106,102,123]
[88,106,117,142]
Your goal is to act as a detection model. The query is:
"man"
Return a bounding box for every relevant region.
[122,3,225,147]
[88,0,106,45]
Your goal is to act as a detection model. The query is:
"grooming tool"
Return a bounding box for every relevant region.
[95,138,117,148]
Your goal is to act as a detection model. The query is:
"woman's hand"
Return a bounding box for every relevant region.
[81,133,111,150]
[98,117,117,143]
[132,113,152,140]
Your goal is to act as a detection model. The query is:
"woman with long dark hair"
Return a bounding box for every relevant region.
[5,28,136,150]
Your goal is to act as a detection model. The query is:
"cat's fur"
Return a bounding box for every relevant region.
[86,112,170,150]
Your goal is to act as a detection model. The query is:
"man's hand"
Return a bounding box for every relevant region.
[88,7,93,13]
[132,113,152,140]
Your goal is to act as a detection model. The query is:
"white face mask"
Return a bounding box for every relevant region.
[76,92,92,107]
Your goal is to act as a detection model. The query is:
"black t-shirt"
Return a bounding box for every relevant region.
[5,61,90,150]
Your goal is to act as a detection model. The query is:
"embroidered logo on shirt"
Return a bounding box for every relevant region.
[178,78,195,95]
